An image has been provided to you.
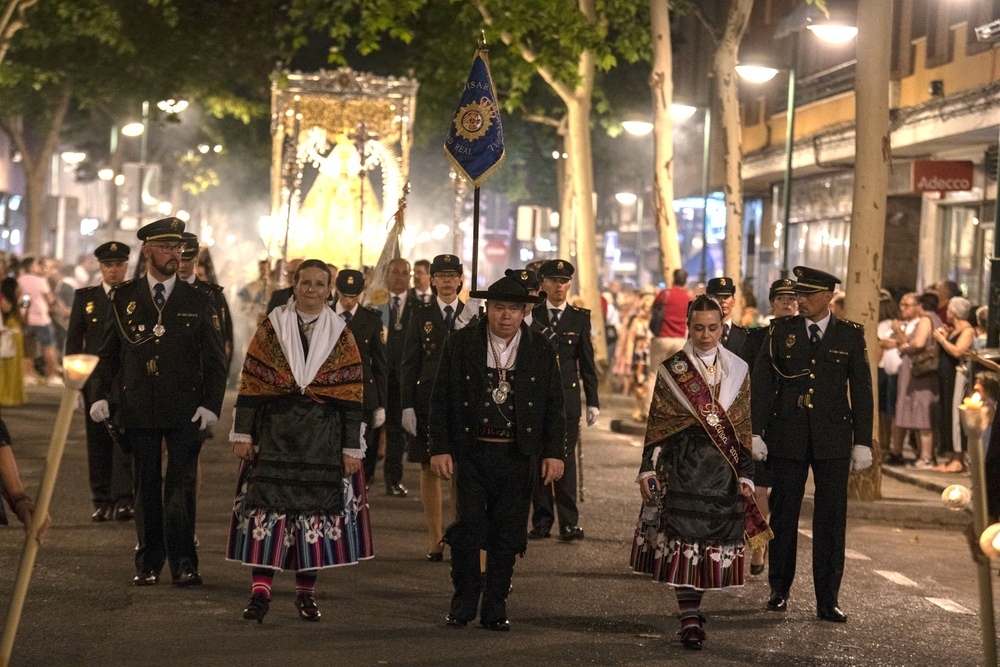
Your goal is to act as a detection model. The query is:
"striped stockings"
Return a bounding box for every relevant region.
[675,586,704,631]
[250,568,317,598]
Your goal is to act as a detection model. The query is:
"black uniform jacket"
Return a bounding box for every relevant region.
[742,326,767,372]
[428,319,566,461]
[192,278,234,366]
[723,321,749,361]
[751,314,874,460]
[401,298,464,417]
[345,305,388,414]
[65,284,111,400]
[531,303,599,410]
[386,289,418,377]
[91,278,228,430]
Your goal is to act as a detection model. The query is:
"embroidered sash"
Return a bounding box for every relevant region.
[665,350,773,550]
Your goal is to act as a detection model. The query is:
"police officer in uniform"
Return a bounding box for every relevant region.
[334,270,388,485]
[429,275,566,631]
[750,266,874,623]
[177,232,234,370]
[529,259,599,541]
[65,241,134,522]
[401,253,464,560]
[507,269,557,347]
[89,217,227,588]
[706,277,749,361]
[382,258,414,497]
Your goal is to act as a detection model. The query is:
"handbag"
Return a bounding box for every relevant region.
[909,341,939,378]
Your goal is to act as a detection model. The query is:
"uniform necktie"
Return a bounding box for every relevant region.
[722,323,730,344]
[341,311,352,325]
[809,323,821,346]
[444,304,454,330]
[153,283,165,309]
[390,295,399,328]
[550,308,561,329]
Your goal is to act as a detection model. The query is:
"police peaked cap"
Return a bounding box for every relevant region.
[470,276,544,304]
[136,217,185,242]
[430,254,463,275]
[94,241,130,263]
[706,277,736,297]
[180,232,199,260]
[769,278,797,301]
[792,266,841,294]
[538,259,574,280]
[504,268,540,291]
[336,269,365,296]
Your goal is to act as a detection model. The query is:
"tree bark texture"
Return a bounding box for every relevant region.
[845,0,892,501]
[649,0,682,285]
[712,0,753,321]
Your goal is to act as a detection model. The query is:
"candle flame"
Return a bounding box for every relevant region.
[971,392,982,403]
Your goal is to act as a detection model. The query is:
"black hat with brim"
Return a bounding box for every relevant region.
[470,276,544,304]
[769,278,796,301]
[538,259,574,280]
[792,266,841,293]
[706,276,736,297]
[430,253,463,275]
[336,269,365,296]
[180,232,199,260]
[136,217,185,242]
[505,268,540,291]
[94,241,129,263]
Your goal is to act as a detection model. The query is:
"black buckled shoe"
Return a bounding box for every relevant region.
[680,625,706,650]
[295,595,322,621]
[91,505,112,523]
[480,618,511,632]
[112,500,135,522]
[527,527,550,540]
[172,567,203,587]
[426,551,444,562]
[386,483,408,498]
[445,613,468,628]
[243,593,270,624]
[132,570,158,586]
[817,604,848,623]
[766,590,788,611]
[558,526,584,542]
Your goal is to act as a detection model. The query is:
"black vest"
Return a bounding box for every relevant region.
[480,368,517,439]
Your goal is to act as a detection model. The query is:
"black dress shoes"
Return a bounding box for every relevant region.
[295,595,322,621]
[750,562,765,576]
[243,593,270,624]
[480,618,511,632]
[426,551,444,562]
[558,526,584,542]
[817,605,848,623]
[766,591,788,611]
[445,613,468,628]
[527,527,550,540]
[91,506,111,522]
[112,500,134,522]
[172,568,203,587]
[132,570,158,586]
[386,483,408,498]
[680,626,706,650]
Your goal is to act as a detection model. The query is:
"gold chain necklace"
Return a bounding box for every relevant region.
[488,333,515,403]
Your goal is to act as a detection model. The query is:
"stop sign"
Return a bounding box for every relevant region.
[483,239,508,261]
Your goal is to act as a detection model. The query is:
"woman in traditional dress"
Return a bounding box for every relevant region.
[630,295,771,650]
[0,278,26,406]
[228,259,373,623]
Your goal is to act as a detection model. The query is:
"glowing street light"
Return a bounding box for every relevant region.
[622,120,654,137]
[807,23,858,44]
[614,192,638,206]
[60,151,86,164]
[735,64,780,84]
[156,99,189,114]
[670,104,698,121]
[121,122,145,137]
[97,168,115,181]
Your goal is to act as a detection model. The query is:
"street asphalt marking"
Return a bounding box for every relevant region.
[875,570,919,587]
[844,549,871,561]
[925,598,975,615]
[798,528,813,539]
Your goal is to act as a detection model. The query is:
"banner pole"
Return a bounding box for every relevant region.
[472,186,481,289]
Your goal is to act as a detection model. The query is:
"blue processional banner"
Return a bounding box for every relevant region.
[444,48,505,187]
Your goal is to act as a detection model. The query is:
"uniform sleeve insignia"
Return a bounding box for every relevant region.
[785,334,796,348]
[85,301,94,314]
[424,321,433,334]
[126,301,136,315]
[213,315,221,331]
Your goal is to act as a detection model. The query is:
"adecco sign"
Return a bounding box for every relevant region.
[911,160,974,193]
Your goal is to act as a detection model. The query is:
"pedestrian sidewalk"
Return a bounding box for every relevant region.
[601,392,970,529]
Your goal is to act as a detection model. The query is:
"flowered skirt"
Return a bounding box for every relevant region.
[630,517,745,591]
[226,460,374,571]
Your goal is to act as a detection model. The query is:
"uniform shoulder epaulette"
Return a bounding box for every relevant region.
[417,300,434,310]
[362,305,381,316]
[569,305,590,315]
[75,284,102,296]
[839,318,864,330]
[107,278,140,301]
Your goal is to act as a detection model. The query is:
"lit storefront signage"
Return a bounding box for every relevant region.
[911,160,974,193]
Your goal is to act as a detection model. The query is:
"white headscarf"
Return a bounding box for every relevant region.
[268,297,345,392]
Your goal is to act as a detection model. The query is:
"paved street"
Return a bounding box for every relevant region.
[0,387,997,666]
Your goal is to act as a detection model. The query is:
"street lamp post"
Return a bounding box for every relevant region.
[698,98,713,286]
[737,11,857,278]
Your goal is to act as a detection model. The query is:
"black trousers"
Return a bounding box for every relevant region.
[128,425,203,578]
[381,375,405,486]
[361,411,382,483]
[530,397,580,532]
[446,440,533,624]
[83,398,132,508]
[767,455,851,608]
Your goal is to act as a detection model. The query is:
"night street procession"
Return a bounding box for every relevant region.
[0,1,998,665]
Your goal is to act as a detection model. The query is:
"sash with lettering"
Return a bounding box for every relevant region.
[666,350,773,551]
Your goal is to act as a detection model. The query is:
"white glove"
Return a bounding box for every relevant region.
[372,407,386,429]
[402,407,417,437]
[191,407,219,430]
[851,445,873,471]
[453,298,484,330]
[89,399,110,422]
[586,406,600,427]
[751,435,768,462]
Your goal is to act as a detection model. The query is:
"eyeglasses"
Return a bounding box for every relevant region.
[150,243,182,254]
